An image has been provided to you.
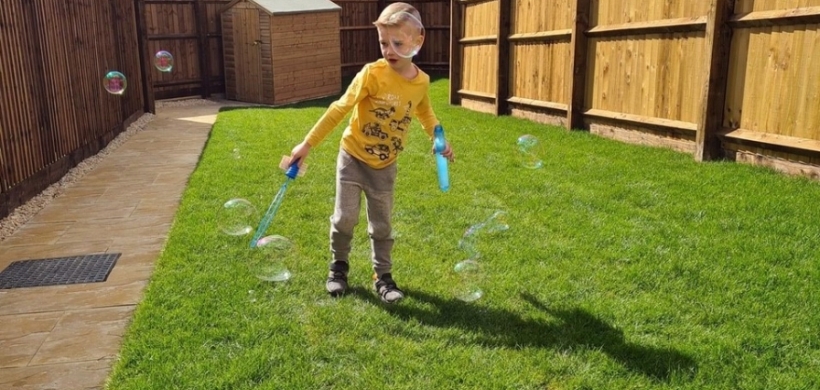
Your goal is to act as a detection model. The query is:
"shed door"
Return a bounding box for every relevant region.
[234,8,263,103]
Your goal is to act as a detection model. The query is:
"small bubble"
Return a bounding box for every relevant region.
[103,71,127,95]
[154,50,174,72]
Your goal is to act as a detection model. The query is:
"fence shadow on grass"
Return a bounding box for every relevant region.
[351,288,697,382]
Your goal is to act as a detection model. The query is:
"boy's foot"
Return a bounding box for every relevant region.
[374,273,404,304]
[326,261,349,296]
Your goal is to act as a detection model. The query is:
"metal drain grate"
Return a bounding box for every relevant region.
[0,253,120,289]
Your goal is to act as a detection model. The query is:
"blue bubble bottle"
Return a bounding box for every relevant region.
[433,125,450,192]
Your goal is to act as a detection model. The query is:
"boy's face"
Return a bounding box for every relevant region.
[377,23,423,70]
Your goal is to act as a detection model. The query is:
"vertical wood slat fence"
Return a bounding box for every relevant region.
[451,0,820,178]
[334,0,451,76]
[141,0,451,100]
[141,0,231,100]
[0,0,146,219]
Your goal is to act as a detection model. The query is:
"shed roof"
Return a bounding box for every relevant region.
[225,0,341,15]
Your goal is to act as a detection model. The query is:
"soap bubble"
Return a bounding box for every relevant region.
[517,134,543,169]
[458,210,510,260]
[217,198,258,236]
[454,260,483,302]
[385,11,424,58]
[103,71,127,95]
[250,235,294,282]
[154,50,174,72]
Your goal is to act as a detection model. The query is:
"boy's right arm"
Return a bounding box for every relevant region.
[288,66,375,165]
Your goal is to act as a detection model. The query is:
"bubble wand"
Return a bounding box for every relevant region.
[250,159,300,248]
[433,125,450,192]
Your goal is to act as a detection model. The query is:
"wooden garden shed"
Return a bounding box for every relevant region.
[221,0,341,105]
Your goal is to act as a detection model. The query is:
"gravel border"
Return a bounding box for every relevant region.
[0,98,215,242]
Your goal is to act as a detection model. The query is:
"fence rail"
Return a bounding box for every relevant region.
[0,0,146,219]
[451,0,820,178]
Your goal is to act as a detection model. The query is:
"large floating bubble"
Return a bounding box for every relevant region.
[217,198,257,236]
[458,210,510,260]
[250,235,294,282]
[517,134,543,169]
[454,260,483,302]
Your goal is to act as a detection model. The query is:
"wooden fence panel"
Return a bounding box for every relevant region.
[1,2,44,192]
[586,33,707,127]
[453,0,500,113]
[333,0,450,76]
[584,1,712,154]
[591,0,706,25]
[453,0,820,178]
[142,0,229,100]
[721,0,820,173]
[335,0,382,75]
[508,0,573,125]
[0,0,145,219]
[414,0,452,70]
[205,1,227,86]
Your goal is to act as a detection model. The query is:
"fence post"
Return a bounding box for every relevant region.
[566,0,590,130]
[194,0,211,98]
[495,0,511,116]
[134,0,155,113]
[449,0,463,106]
[110,0,127,121]
[696,0,734,161]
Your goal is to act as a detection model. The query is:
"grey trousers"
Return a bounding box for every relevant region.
[330,149,396,276]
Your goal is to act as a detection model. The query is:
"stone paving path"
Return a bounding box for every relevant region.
[0,101,230,389]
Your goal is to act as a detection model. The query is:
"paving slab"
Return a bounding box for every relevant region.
[0,99,248,389]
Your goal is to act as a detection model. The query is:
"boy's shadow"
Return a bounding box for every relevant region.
[349,287,697,382]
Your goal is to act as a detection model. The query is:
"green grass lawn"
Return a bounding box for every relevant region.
[107,77,820,389]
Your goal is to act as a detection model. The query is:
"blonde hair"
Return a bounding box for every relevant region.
[373,2,424,35]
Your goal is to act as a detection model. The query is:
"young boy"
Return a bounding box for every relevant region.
[286,2,454,304]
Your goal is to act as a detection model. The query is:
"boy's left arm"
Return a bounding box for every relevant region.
[414,93,439,138]
[415,93,454,160]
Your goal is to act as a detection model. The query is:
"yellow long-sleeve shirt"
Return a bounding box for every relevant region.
[304,59,439,169]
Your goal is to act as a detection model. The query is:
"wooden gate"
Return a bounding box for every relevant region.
[138,0,230,100]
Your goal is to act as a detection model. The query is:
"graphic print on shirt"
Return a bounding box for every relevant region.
[390,136,404,154]
[389,101,413,133]
[364,143,391,161]
[362,122,389,140]
[363,98,412,160]
[369,106,395,121]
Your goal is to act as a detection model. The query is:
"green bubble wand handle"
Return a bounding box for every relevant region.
[250,159,300,248]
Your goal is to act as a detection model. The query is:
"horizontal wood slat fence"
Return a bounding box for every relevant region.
[451,0,820,178]
[0,0,146,220]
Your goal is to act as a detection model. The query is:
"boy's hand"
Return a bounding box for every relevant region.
[288,141,312,167]
[433,142,455,162]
